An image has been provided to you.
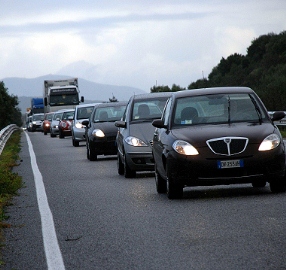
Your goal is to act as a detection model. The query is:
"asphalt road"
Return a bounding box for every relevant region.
[2,131,286,270]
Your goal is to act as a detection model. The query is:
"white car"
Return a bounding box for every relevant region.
[71,103,100,146]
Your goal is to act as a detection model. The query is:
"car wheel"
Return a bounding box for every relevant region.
[124,155,136,178]
[44,131,47,135]
[155,163,166,193]
[269,179,286,193]
[117,152,124,175]
[252,180,266,188]
[166,167,183,199]
[50,130,56,137]
[86,141,90,160]
[59,129,64,139]
[72,138,79,147]
[89,142,97,161]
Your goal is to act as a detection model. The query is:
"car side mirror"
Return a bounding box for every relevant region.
[272,111,285,121]
[82,120,89,126]
[152,119,166,128]
[115,120,126,128]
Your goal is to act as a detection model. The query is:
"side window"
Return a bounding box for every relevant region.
[162,98,172,126]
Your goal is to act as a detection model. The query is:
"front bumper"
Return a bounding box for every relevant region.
[72,127,86,141]
[125,145,154,171]
[166,146,285,186]
[90,136,117,155]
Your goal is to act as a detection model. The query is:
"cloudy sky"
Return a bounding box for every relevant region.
[1,0,286,91]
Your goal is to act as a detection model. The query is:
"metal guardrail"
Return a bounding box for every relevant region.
[0,124,20,155]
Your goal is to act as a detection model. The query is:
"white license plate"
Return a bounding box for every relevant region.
[217,159,244,169]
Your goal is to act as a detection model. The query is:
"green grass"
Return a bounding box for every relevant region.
[0,131,22,227]
[0,130,22,266]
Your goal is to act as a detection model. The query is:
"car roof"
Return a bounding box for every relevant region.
[93,101,128,109]
[171,87,254,98]
[75,102,101,109]
[131,92,173,101]
[55,109,74,113]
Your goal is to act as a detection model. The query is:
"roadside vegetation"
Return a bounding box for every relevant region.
[151,31,286,112]
[0,131,22,227]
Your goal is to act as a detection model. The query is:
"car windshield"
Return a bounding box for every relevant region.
[62,111,74,120]
[45,113,54,121]
[53,112,63,120]
[131,97,168,122]
[172,93,267,127]
[76,106,94,120]
[33,114,44,121]
[93,105,126,122]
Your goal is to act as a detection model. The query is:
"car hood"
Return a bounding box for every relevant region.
[170,122,277,147]
[91,121,118,133]
[129,122,155,144]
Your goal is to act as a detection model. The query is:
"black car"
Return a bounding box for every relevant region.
[115,92,172,178]
[152,87,286,199]
[83,102,127,161]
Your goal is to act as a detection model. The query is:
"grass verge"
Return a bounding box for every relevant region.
[0,130,22,265]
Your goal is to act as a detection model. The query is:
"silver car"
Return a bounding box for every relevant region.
[115,92,172,178]
[50,111,64,137]
[71,103,100,146]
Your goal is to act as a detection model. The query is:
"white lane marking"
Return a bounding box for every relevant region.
[25,132,65,270]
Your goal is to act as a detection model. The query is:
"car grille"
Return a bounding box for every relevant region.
[206,137,248,156]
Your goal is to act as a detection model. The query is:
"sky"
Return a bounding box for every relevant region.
[1,0,286,91]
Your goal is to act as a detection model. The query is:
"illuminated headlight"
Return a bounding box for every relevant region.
[32,121,36,124]
[125,136,147,146]
[45,123,50,127]
[75,122,84,128]
[172,140,199,155]
[92,129,105,137]
[258,134,280,151]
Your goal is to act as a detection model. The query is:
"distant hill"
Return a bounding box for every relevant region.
[1,74,147,112]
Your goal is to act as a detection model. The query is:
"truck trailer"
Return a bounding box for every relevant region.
[30,98,44,115]
[43,78,84,113]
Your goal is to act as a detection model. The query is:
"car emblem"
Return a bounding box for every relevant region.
[224,138,231,144]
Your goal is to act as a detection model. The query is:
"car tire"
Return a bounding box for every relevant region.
[50,130,56,137]
[89,142,97,161]
[252,180,266,188]
[124,155,136,178]
[117,153,124,175]
[59,129,64,139]
[166,166,183,199]
[72,138,79,147]
[44,131,47,135]
[155,163,166,193]
[269,179,286,193]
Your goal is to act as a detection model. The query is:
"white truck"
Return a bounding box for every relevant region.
[43,78,84,113]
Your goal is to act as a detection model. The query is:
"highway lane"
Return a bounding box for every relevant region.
[3,131,286,269]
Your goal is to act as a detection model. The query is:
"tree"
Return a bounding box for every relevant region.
[0,81,22,129]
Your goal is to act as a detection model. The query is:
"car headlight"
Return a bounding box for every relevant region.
[258,134,280,151]
[92,129,105,137]
[32,121,36,124]
[45,123,50,127]
[172,140,199,155]
[125,136,147,146]
[75,122,84,128]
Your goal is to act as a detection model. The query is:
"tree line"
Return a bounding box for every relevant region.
[151,31,286,111]
[0,81,22,130]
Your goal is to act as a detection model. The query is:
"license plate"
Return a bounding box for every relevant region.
[217,159,244,169]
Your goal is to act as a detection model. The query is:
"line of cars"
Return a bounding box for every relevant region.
[38,87,286,199]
